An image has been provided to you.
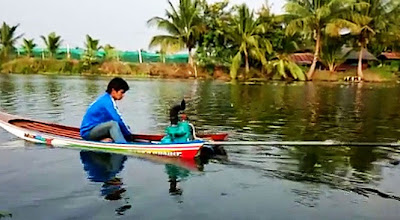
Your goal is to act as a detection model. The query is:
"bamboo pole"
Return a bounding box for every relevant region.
[138,49,142,63]
[206,140,400,147]
[67,44,70,59]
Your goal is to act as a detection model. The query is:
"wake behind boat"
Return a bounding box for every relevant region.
[0,111,227,158]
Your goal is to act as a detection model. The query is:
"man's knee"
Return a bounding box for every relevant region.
[106,121,119,128]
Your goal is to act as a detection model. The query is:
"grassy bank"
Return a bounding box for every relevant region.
[0,58,398,82]
[312,67,398,82]
[0,58,225,79]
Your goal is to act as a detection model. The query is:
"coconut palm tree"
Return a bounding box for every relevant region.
[103,44,118,61]
[0,22,23,60]
[84,35,102,62]
[349,0,399,78]
[268,33,307,80]
[265,30,307,80]
[285,0,356,80]
[225,4,271,80]
[257,5,306,80]
[40,32,62,58]
[147,0,204,73]
[320,35,348,72]
[269,57,306,80]
[22,38,36,57]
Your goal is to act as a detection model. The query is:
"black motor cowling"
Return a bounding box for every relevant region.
[169,100,186,125]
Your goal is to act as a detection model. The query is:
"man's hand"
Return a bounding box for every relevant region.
[125,134,133,142]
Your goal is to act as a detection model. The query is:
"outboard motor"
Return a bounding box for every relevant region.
[161,100,195,143]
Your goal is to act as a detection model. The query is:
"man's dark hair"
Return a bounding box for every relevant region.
[106,77,129,94]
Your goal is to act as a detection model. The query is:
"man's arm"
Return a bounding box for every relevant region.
[105,99,132,137]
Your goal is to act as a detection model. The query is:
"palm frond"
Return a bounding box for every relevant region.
[147,0,202,66]
[149,35,184,53]
[230,52,242,79]
[287,61,306,80]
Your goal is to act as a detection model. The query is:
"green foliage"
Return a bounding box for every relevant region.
[147,0,204,66]
[0,58,81,74]
[349,0,400,53]
[22,38,36,57]
[369,66,396,79]
[0,0,399,81]
[83,35,102,66]
[226,4,269,79]
[103,44,118,61]
[267,57,306,81]
[196,0,233,68]
[0,211,12,219]
[320,35,348,72]
[344,0,400,77]
[285,0,356,36]
[40,32,62,58]
[0,22,23,60]
[285,0,357,79]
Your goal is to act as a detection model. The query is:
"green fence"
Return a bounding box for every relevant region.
[15,48,189,63]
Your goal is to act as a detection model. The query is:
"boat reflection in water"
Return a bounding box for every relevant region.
[79,151,132,215]
[165,145,228,200]
[165,164,190,200]
[79,145,228,211]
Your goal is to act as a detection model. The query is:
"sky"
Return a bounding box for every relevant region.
[0,0,285,51]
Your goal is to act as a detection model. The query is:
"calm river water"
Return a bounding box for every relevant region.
[1,74,400,219]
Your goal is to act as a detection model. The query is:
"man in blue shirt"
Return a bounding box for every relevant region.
[80,77,132,143]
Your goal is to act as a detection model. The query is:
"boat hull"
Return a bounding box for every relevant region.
[0,112,203,158]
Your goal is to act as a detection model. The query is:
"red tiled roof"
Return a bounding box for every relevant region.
[379,52,400,60]
[289,53,314,65]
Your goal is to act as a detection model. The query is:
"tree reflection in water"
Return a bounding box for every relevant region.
[0,74,17,113]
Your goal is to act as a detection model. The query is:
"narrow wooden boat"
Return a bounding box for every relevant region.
[0,111,216,158]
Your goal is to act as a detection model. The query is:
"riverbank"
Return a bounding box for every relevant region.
[0,57,397,82]
[0,58,222,79]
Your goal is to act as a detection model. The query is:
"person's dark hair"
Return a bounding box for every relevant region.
[106,77,129,94]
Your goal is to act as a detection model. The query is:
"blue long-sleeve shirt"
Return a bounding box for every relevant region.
[80,93,131,140]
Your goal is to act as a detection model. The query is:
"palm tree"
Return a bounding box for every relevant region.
[0,22,23,60]
[285,0,356,80]
[349,0,399,78]
[84,35,102,62]
[269,57,306,80]
[147,0,204,74]
[40,32,62,58]
[158,38,182,63]
[257,5,306,80]
[320,35,348,72]
[103,44,118,61]
[269,33,307,80]
[22,38,36,57]
[225,4,271,80]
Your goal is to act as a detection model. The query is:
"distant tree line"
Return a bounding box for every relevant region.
[1,0,399,80]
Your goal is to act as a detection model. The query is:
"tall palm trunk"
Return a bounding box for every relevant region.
[244,49,249,80]
[1,48,9,61]
[357,45,364,79]
[307,30,321,80]
[328,63,335,73]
